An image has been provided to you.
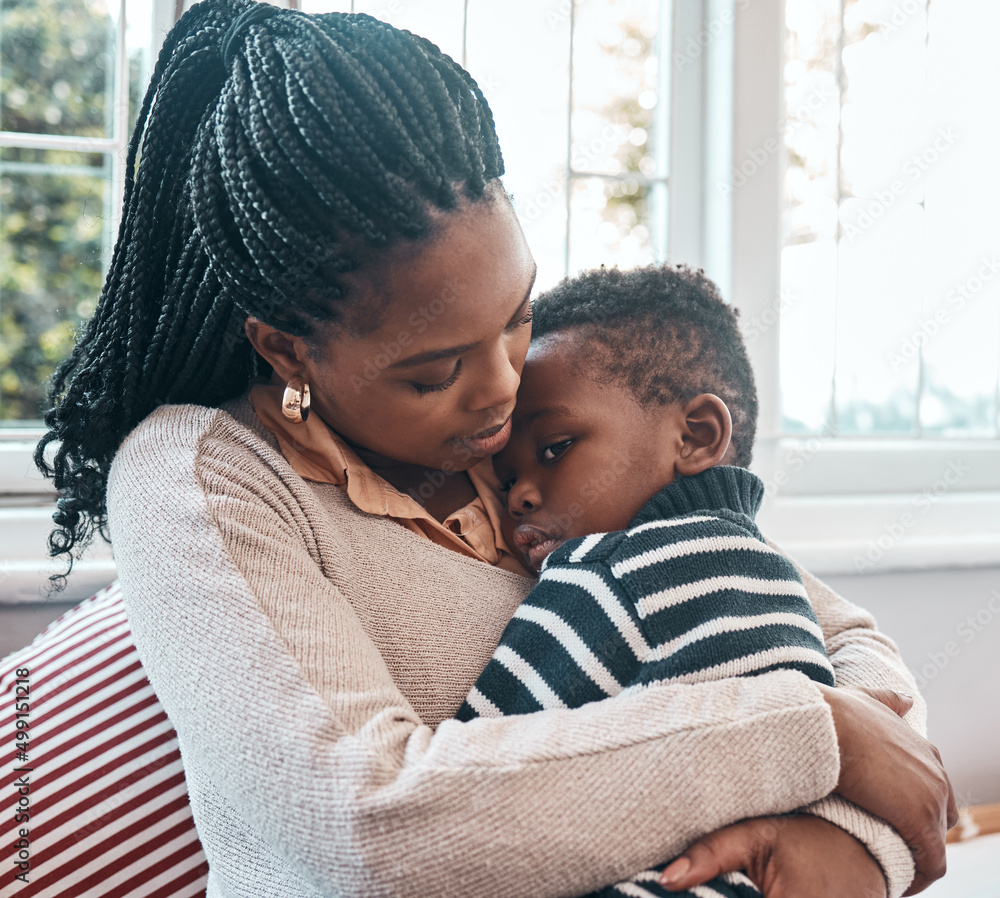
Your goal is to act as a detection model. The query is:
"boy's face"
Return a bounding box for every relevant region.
[493,332,681,572]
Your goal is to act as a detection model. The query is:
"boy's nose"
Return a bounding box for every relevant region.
[507,478,543,517]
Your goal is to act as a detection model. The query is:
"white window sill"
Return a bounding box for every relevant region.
[758,492,1000,576]
[755,437,1000,576]
[0,506,116,605]
[1,435,115,605]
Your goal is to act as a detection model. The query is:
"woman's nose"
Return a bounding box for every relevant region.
[507,477,543,517]
[469,341,520,413]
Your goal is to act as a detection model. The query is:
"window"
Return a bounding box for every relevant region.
[781,0,1000,440]
[745,0,1000,571]
[5,0,990,597]
[1,0,164,598]
[1,0,158,423]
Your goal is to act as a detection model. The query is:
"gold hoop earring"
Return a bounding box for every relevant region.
[281,377,311,423]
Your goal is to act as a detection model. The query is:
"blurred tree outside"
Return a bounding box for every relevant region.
[1,0,145,423]
[567,0,666,275]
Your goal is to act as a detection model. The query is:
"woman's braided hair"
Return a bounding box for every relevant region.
[34,0,504,584]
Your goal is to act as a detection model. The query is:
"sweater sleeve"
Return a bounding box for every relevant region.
[775,542,922,898]
[108,407,843,898]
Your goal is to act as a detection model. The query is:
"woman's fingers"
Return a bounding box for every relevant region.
[860,686,914,718]
[659,816,889,898]
[854,686,960,838]
[818,685,954,891]
[658,819,765,890]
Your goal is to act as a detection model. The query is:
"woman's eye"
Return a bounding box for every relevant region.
[412,360,462,395]
[507,304,534,330]
[541,439,572,462]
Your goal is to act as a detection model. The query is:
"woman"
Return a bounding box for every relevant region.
[36,2,954,896]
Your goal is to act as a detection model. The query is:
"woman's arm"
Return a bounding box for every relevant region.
[660,815,894,897]
[788,551,927,733]
[109,405,846,898]
[741,545,953,896]
[660,688,955,898]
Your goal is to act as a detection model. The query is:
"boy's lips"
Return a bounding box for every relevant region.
[512,523,564,571]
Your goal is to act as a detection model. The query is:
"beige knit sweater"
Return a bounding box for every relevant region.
[107,396,921,898]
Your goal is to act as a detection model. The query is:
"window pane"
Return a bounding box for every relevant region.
[466,0,571,292]
[834,198,923,435]
[0,148,110,421]
[779,237,837,433]
[780,0,840,434]
[921,298,1000,437]
[126,0,154,136]
[840,0,927,201]
[918,0,1000,436]
[0,0,118,138]
[567,176,664,275]
[572,0,666,179]
[782,0,1000,439]
[352,0,465,63]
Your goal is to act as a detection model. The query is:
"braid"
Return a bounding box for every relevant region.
[35,1,505,587]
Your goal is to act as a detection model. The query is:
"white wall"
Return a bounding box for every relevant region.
[824,565,1000,805]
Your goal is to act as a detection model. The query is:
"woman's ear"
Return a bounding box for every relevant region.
[675,394,733,477]
[244,318,309,383]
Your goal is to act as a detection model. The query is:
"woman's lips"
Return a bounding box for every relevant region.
[452,417,512,457]
[513,524,564,571]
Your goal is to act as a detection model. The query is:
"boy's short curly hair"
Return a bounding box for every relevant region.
[531,263,759,467]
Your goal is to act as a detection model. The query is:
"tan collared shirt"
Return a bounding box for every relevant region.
[249,384,531,577]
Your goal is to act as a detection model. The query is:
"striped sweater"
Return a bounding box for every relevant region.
[458,465,835,898]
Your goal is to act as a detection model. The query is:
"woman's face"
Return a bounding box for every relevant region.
[273,193,537,474]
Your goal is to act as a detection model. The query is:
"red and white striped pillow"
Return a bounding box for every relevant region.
[1,582,207,897]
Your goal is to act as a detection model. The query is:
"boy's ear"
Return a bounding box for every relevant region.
[675,394,733,477]
[244,317,309,383]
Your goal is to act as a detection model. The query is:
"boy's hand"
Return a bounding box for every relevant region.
[657,815,887,898]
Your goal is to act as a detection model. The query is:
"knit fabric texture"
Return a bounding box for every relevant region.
[105,397,919,898]
[459,466,834,898]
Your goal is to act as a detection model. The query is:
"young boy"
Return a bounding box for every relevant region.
[457,264,835,898]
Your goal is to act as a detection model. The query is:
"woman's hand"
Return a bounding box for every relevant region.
[657,815,887,898]
[818,685,957,893]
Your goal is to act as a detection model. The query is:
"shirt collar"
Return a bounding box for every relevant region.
[249,384,531,576]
